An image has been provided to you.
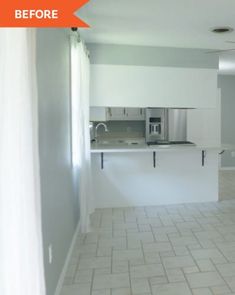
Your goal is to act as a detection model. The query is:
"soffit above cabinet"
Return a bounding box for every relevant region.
[90,64,218,109]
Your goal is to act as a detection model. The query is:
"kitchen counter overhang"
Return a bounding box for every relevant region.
[91,142,233,153]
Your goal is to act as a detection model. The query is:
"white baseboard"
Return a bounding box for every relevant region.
[54,221,80,295]
[220,167,235,171]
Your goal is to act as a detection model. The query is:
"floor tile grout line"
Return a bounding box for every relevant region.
[179,266,194,295]
[212,261,235,293]
[158,249,170,285]
[72,252,82,284]
[111,245,114,274]
[90,268,95,294]
[128,260,133,295]
[147,277,154,295]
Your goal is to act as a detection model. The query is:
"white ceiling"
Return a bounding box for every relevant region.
[78,0,235,49]
[78,0,235,75]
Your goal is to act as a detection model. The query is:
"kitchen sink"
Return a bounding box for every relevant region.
[93,139,145,146]
[156,145,171,148]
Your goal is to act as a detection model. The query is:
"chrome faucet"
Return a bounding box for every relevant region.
[95,123,109,142]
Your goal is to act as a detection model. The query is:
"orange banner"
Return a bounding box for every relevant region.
[0,0,89,27]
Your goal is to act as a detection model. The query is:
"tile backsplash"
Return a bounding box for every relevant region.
[94,121,145,139]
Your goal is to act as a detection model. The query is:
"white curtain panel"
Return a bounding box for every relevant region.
[0,29,45,295]
[71,35,94,233]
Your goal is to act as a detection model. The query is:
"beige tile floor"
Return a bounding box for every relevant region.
[60,171,235,295]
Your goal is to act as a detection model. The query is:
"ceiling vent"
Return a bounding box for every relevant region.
[211,27,234,33]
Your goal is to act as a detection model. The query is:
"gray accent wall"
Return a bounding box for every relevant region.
[218,75,235,167]
[87,43,218,68]
[37,29,79,295]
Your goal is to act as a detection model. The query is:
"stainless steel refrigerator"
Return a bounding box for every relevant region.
[168,109,187,142]
[146,108,189,144]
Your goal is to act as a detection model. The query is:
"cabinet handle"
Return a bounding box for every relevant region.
[202,150,206,167]
[140,108,142,115]
[153,152,156,168]
[108,108,112,117]
[101,152,104,169]
[123,108,126,115]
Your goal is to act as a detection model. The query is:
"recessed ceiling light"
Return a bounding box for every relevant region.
[211,27,234,33]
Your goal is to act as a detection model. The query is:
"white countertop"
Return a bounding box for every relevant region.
[91,142,235,153]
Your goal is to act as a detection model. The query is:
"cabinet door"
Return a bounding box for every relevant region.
[90,107,107,121]
[126,108,145,120]
[107,107,125,120]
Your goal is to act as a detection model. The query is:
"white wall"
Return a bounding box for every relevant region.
[37,29,79,295]
[187,89,221,146]
[218,75,235,167]
[87,43,218,69]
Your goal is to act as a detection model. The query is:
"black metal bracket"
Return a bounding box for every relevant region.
[202,150,206,167]
[153,151,156,168]
[101,152,104,169]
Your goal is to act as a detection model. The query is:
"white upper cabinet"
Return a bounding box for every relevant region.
[125,108,145,120]
[90,107,145,121]
[107,107,145,121]
[107,107,124,120]
[90,65,218,108]
[90,107,108,121]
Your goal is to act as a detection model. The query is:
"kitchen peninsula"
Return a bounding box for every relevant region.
[91,141,226,208]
